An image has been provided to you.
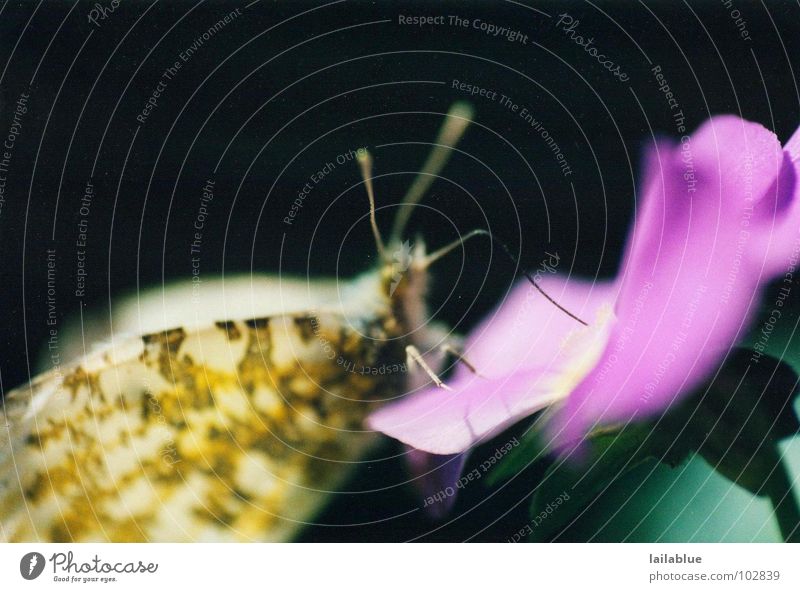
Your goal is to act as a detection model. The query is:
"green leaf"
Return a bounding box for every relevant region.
[664,349,799,495]
[521,349,799,540]
[487,424,550,486]
[742,283,800,376]
[526,423,675,542]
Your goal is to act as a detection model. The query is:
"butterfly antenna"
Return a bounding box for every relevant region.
[357,149,388,261]
[420,229,489,268]
[496,239,588,326]
[422,229,588,326]
[389,102,475,245]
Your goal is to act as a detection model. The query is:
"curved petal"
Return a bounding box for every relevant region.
[458,276,616,380]
[369,301,614,455]
[754,126,800,275]
[552,117,799,444]
[369,368,565,455]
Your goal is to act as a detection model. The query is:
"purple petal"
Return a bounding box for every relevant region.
[368,279,615,455]
[552,116,800,445]
[754,126,800,275]
[457,276,617,379]
[369,368,562,455]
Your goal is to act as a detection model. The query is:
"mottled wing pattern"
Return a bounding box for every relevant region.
[1,310,406,542]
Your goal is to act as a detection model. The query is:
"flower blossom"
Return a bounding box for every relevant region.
[369,116,800,467]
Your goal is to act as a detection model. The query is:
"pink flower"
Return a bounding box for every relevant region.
[369,116,800,466]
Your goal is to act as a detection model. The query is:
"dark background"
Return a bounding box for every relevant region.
[1,0,799,541]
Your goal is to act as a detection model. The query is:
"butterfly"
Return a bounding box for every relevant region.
[0,103,480,542]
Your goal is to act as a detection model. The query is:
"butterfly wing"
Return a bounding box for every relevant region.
[54,274,341,366]
[1,307,404,542]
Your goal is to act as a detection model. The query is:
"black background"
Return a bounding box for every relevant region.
[1,0,799,541]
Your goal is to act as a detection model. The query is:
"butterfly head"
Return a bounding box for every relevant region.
[356,102,475,307]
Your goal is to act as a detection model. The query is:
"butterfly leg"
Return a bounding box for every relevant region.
[405,345,453,391]
[439,344,485,378]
